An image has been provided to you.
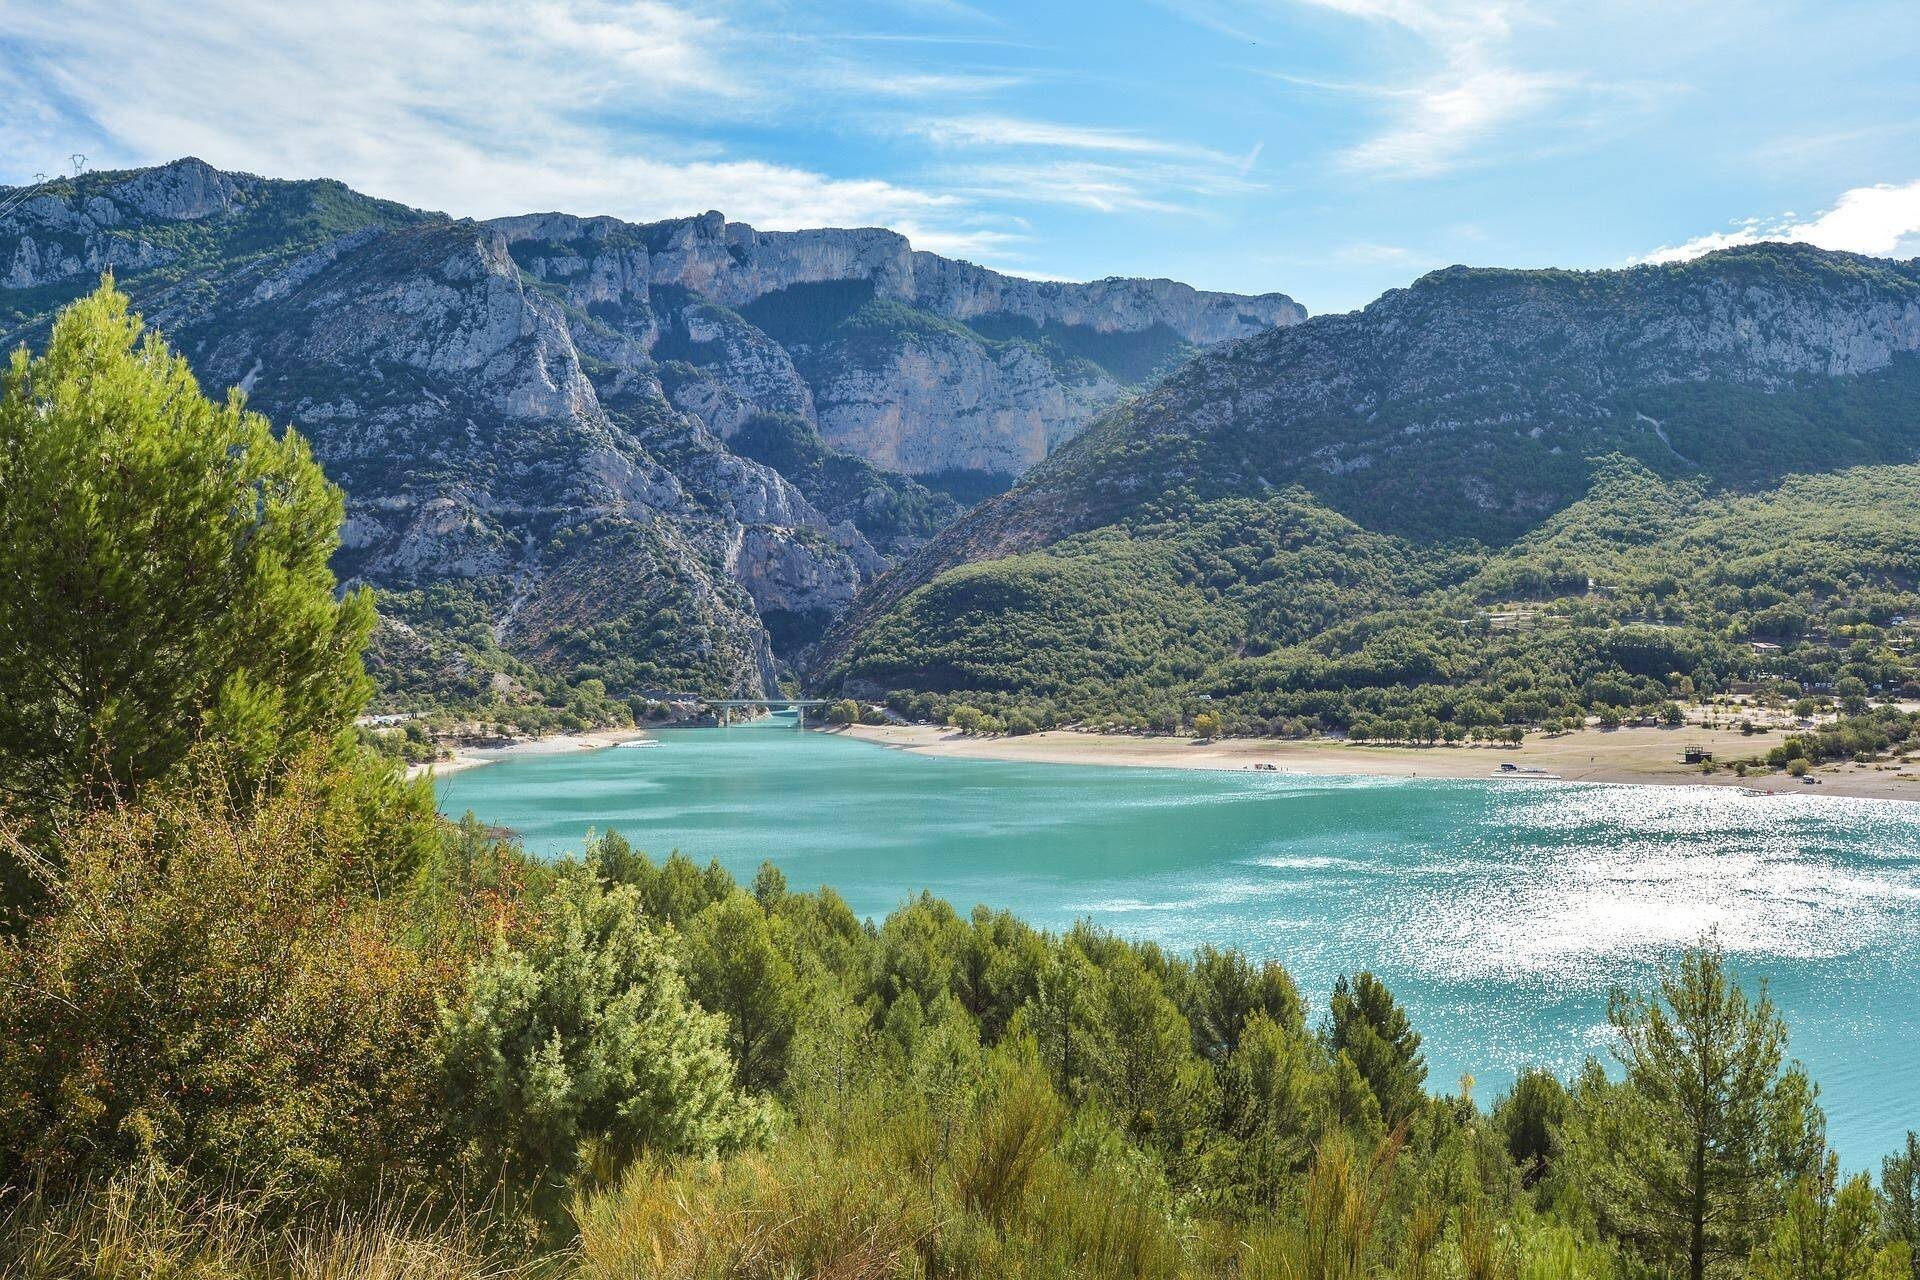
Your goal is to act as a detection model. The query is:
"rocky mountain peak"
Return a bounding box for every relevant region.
[1,158,1303,708]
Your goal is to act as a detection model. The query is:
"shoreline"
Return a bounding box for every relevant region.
[406,727,654,781]
[838,723,1920,803]
[402,718,1920,804]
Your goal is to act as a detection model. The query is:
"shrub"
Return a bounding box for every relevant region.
[0,748,455,1201]
[437,861,765,1220]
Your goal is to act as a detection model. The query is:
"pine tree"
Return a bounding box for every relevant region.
[1749,1154,1903,1280]
[1325,971,1427,1126]
[1884,1132,1920,1280]
[0,279,372,833]
[681,889,799,1092]
[1562,941,1824,1280]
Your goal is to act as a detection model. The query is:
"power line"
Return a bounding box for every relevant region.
[0,154,91,220]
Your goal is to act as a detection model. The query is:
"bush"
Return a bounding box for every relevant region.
[0,747,455,1201]
[437,860,765,1221]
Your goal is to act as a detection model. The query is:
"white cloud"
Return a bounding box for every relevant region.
[912,115,1223,158]
[1338,67,1566,176]
[1635,181,1920,265]
[943,154,1262,216]
[1192,0,1631,180]
[906,114,1260,218]
[1333,241,1416,264]
[0,0,993,236]
[1292,0,1524,45]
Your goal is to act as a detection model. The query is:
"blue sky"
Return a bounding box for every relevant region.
[4,0,1919,313]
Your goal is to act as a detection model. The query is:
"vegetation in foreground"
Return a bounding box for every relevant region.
[4,282,1919,1279]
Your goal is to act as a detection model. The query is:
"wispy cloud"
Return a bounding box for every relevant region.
[1337,67,1567,176]
[1634,180,1920,265]
[0,0,1000,238]
[1185,0,1644,180]
[944,160,1211,214]
[912,115,1222,157]
[1333,241,1417,264]
[1296,1,1579,178]
[907,112,1260,217]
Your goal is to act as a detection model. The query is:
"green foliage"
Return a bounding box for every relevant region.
[1883,1132,1920,1279]
[833,458,1920,739]
[0,279,373,832]
[1748,1155,1906,1280]
[1187,944,1304,1060]
[0,747,453,1200]
[829,254,1920,739]
[681,890,801,1092]
[437,860,764,1217]
[1496,1068,1569,1186]
[1326,972,1427,1128]
[1563,942,1825,1279]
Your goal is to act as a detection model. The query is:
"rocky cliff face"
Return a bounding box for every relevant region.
[494,211,1303,479]
[0,158,1297,705]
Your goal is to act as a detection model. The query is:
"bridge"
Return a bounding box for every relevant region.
[636,691,836,727]
[704,698,831,727]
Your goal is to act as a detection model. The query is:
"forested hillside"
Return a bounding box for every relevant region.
[822,246,1920,736]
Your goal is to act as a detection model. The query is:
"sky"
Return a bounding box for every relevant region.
[3,0,1919,314]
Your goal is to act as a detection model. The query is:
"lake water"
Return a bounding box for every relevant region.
[438,717,1920,1169]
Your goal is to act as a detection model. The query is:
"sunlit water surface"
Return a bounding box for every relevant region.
[439,718,1920,1168]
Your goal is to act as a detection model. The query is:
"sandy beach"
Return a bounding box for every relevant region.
[840,722,1920,803]
[406,727,654,780]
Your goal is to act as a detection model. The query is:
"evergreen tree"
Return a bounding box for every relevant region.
[1884,1132,1920,1280]
[681,890,799,1092]
[1187,944,1304,1061]
[0,279,373,829]
[1563,942,1824,1280]
[1216,1010,1324,1205]
[1325,971,1427,1126]
[1496,1066,1568,1186]
[438,861,762,1217]
[1026,942,1101,1097]
[1749,1154,1903,1280]
[1091,946,1193,1138]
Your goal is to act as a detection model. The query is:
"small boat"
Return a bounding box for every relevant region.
[617,739,663,749]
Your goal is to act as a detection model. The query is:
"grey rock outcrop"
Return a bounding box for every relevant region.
[492,209,1305,478]
[0,158,1302,702]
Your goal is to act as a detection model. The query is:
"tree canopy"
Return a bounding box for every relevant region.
[0,278,373,836]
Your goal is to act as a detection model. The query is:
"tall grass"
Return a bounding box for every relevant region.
[0,1177,556,1280]
[572,1065,1186,1280]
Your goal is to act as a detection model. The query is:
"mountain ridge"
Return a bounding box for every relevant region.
[0,158,1300,713]
[818,243,1920,732]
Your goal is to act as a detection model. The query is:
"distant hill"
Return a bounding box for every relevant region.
[0,159,1300,714]
[821,245,1920,734]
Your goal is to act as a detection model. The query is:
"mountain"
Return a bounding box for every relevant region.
[0,158,1300,712]
[820,245,1920,732]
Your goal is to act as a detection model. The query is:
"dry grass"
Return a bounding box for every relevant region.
[0,1179,560,1280]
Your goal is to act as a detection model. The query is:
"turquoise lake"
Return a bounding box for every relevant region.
[437,717,1920,1169]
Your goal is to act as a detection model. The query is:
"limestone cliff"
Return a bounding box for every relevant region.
[0,158,1299,705]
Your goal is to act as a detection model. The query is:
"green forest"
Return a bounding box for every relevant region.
[829,457,1920,741]
[4,283,1919,1279]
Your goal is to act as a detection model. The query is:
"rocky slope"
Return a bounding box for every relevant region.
[0,158,1298,706]
[495,210,1303,479]
[819,245,1920,714]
